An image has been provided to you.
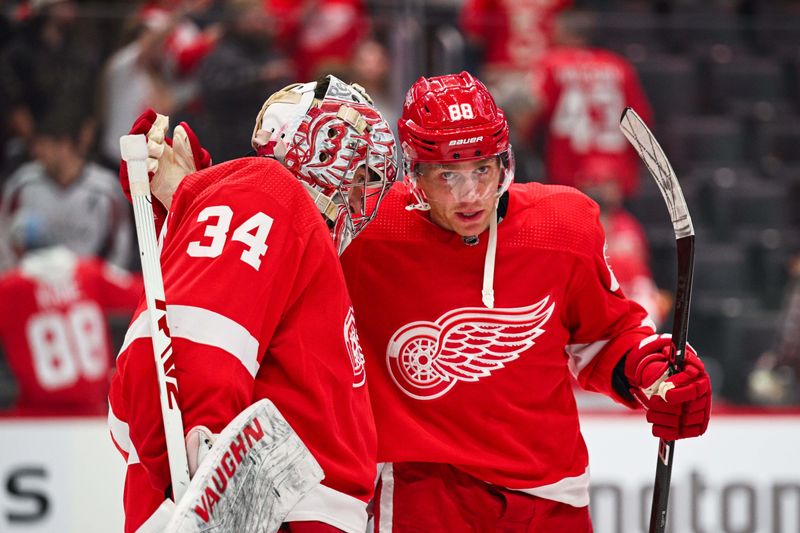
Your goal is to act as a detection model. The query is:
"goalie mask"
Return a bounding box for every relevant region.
[398,71,514,210]
[252,75,397,253]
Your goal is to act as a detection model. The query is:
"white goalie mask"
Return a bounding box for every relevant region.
[252,75,397,253]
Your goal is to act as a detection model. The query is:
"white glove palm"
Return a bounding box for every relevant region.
[145,114,200,210]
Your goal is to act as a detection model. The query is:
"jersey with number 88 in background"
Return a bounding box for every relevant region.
[0,250,142,414]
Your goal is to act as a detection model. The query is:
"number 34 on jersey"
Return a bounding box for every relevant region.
[186,205,275,271]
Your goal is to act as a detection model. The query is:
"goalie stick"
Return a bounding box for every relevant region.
[619,107,696,533]
[120,134,191,503]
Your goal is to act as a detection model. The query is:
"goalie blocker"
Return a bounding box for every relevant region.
[137,399,324,533]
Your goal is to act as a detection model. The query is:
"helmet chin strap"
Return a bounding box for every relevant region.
[481,200,499,309]
[405,201,430,212]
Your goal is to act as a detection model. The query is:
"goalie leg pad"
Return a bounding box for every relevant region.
[166,399,325,533]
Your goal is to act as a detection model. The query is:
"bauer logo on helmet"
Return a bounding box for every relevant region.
[448,136,484,146]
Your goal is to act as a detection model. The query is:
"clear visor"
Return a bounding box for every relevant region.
[406,149,514,209]
[431,164,499,203]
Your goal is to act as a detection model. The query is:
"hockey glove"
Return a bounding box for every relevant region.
[119,108,211,232]
[625,333,711,440]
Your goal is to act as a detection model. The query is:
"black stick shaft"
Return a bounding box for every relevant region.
[648,235,695,533]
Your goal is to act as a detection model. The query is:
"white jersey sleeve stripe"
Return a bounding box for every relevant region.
[641,316,657,332]
[118,305,261,378]
[564,340,610,377]
[284,482,369,533]
[108,402,140,464]
[108,402,131,454]
[127,445,140,465]
[119,310,148,354]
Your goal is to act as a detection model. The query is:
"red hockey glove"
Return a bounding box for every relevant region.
[119,108,211,233]
[625,333,711,440]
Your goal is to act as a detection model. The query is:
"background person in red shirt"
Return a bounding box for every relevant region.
[461,0,572,77]
[531,10,653,197]
[265,0,369,80]
[574,155,668,328]
[461,0,573,165]
[0,211,142,415]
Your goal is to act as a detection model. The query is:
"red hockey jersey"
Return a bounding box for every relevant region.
[534,47,653,197]
[0,248,141,414]
[340,182,654,507]
[108,157,376,532]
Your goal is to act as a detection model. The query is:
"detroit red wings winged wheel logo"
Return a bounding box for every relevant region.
[344,307,366,387]
[386,297,555,400]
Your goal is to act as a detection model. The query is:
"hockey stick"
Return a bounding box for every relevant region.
[120,134,191,503]
[619,107,695,533]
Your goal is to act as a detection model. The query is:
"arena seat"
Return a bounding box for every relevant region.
[708,55,789,114]
[634,54,698,121]
[665,116,745,171]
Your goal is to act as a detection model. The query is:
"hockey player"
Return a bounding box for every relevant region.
[108,75,396,532]
[0,211,142,415]
[338,72,711,531]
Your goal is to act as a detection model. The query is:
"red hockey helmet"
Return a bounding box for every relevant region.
[398,71,514,207]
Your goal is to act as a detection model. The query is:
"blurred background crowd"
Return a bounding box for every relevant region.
[0,0,798,414]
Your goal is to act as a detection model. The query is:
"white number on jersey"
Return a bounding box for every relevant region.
[448,103,475,121]
[26,303,107,390]
[551,80,626,153]
[187,206,274,271]
[187,205,233,258]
